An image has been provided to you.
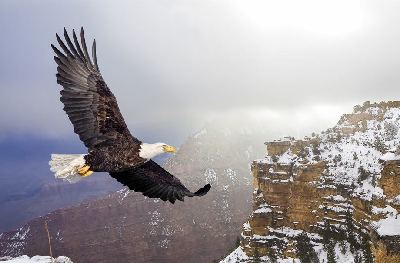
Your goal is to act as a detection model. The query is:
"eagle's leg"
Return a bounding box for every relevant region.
[78,165,93,177]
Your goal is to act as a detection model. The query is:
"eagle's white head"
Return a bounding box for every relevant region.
[138,142,177,160]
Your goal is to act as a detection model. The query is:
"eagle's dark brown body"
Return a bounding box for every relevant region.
[51,27,210,203]
[85,137,146,172]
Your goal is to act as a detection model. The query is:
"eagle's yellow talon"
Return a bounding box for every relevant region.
[82,170,93,177]
[78,165,92,177]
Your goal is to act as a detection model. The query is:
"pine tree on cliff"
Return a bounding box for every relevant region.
[296,232,318,263]
[322,219,337,263]
[326,240,337,263]
[345,209,357,252]
[322,218,332,247]
[361,235,374,263]
[269,249,278,263]
[354,252,363,263]
[357,166,370,184]
[252,248,262,263]
[374,136,387,153]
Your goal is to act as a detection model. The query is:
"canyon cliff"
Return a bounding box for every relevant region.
[223,101,400,263]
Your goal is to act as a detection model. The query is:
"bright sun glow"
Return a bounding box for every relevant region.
[250,105,344,124]
[234,0,367,37]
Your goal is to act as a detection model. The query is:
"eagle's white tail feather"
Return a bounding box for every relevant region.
[49,154,86,183]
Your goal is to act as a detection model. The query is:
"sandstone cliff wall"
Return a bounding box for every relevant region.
[226,101,400,262]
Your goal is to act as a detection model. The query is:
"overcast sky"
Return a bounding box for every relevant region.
[1,0,400,145]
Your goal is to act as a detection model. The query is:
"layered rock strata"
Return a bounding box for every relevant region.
[224,101,400,262]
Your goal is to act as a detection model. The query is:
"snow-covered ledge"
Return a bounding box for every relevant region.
[380,147,400,162]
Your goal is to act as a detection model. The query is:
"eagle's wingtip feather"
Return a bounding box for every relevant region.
[194,183,211,196]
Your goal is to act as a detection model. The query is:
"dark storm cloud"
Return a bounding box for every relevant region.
[1,0,400,144]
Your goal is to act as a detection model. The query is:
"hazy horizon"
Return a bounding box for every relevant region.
[2,0,400,146]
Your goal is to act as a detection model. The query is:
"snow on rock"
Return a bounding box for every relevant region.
[1,226,31,256]
[0,255,72,263]
[219,246,249,263]
[274,258,300,263]
[366,106,381,115]
[380,152,400,161]
[372,215,400,236]
[318,131,385,201]
[254,156,273,165]
[255,104,400,201]
[277,150,297,165]
[314,241,356,263]
[243,222,251,232]
[390,195,400,205]
[268,227,303,238]
[323,195,347,202]
[253,203,272,214]
[371,205,397,216]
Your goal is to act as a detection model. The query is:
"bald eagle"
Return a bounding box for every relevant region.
[49,28,210,203]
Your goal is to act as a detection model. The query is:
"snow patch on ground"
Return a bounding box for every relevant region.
[0,256,72,263]
[220,246,301,263]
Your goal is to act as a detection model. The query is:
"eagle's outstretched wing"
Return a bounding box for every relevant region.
[110,160,211,203]
[51,27,139,149]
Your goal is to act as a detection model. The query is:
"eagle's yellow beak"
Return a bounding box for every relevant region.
[163,145,177,153]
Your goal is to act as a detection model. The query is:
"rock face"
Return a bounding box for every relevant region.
[0,124,269,263]
[223,101,400,262]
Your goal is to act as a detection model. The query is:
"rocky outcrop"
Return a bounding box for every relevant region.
[224,101,400,262]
